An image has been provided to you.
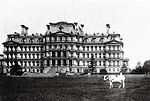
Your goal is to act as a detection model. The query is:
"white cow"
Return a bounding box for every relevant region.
[104,73,125,89]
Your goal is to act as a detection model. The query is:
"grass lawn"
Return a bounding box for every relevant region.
[0,75,150,101]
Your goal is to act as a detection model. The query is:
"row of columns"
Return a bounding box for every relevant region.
[81,60,123,67]
[4,46,42,52]
[46,51,77,58]
[47,45,77,50]
[17,53,42,59]
[46,36,78,42]
[46,59,77,66]
[81,45,121,51]
[79,53,123,58]
[6,61,41,67]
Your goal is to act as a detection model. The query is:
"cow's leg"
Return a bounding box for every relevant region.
[122,80,125,88]
[118,83,122,88]
[109,81,112,89]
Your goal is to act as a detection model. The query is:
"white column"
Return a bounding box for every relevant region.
[67,60,69,66]
[27,47,29,51]
[79,53,83,58]
[74,60,77,66]
[93,46,95,51]
[106,46,109,50]
[61,60,63,66]
[101,61,103,66]
[101,46,103,50]
[31,47,33,51]
[80,61,83,66]
[55,60,57,66]
[111,61,113,66]
[79,46,83,51]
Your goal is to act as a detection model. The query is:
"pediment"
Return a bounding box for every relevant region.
[50,31,74,37]
[106,40,123,45]
[2,41,20,46]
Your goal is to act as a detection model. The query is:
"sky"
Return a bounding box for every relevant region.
[0,0,150,69]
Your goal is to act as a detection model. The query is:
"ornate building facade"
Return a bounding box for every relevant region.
[2,22,128,73]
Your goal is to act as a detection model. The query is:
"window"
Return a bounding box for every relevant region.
[29,54,31,58]
[33,61,35,66]
[65,37,68,41]
[65,45,67,49]
[71,37,73,41]
[83,46,85,50]
[54,45,57,49]
[25,54,27,58]
[95,46,97,50]
[87,54,89,58]
[33,54,35,58]
[113,53,115,58]
[58,60,61,66]
[99,61,101,66]
[117,53,119,58]
[36,61,40,66]
[58,51,61,57]
[117,61,119,66]
[91,46,93,50]
[71,45,73,50]
[63,60,66,66]
[113,61,115,66]
[113,68,115,72]
[99,46,101,50]
[60,45,62,49]
[52,60,55,66]
[83,53,85,58]
[60,37,62,41]
[37,46,39,51]
[99,53,101,58]
[37,54,39,58]
[109,68,111,72]
[95,53,97,58]
[109,61,111,66]
[83,61,85,66]
[52,52,55,57]
[54,37,57,41]
[21,54,23,58]
[95,61,97,66]
[49,45,51,49]
[117,46,120,50]
[87,46,89,50]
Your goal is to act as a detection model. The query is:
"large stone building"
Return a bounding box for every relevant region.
[2,22,128,74]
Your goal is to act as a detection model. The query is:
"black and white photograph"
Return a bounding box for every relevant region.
[0,0,150,101]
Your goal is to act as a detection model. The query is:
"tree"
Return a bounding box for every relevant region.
[100,69,107,74]
[89,54,96,74]
[120,63,128,73]
[142,60,150,73]
[10,61,24,76]
[131,62,144,74]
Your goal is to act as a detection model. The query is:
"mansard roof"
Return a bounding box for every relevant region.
[49,21,75,29]
[49,21,75,26]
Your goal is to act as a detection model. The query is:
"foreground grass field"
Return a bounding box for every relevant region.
[0,75,150,101]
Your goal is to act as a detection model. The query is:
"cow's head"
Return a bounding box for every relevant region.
[103,75,109,81]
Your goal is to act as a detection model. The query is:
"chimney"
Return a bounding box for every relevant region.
[106,24,110,34]
[81,24,84,28]
[21,25,25,34]
[46,25,50,30]
[24,27,29,34]
[74,22,78,26]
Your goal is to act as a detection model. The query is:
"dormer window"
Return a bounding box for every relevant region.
[59,26,63,31]
[24,39,27,42]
